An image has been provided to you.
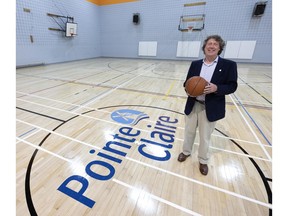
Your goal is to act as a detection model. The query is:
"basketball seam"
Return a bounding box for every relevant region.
[187,77,201,96]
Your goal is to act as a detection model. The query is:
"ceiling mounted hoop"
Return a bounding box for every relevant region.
[178,1,206,32]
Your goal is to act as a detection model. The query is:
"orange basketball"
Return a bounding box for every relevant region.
[185,76,208,97]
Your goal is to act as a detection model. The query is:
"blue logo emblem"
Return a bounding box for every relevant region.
[111,109,149,125]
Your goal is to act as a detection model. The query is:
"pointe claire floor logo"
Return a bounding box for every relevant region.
[111,109,149,125]
[57,108,179,209]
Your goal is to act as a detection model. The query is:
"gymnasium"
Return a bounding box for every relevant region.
[14,0,275,215]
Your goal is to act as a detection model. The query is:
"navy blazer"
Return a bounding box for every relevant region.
[184,57,238,122]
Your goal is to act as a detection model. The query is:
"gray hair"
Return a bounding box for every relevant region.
[202,35,226,55]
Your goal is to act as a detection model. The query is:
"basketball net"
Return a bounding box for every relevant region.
[187,26,193,33]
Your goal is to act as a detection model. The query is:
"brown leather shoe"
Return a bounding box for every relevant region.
[177,153,190,162]
[199,163,208,175]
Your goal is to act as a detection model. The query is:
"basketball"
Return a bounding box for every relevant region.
[185,76,208,97]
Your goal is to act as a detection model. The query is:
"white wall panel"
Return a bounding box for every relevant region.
[176,41,201,57]
[238,41,257,59]
[224,41,256,59]
[224,41,241,59]
[138,41,157,56]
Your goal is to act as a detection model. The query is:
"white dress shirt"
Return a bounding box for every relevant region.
[196,56,218,101]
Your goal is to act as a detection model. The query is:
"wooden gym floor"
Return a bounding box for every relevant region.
[16,58,272,216]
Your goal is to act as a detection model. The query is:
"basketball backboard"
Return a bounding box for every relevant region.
[66,22,77,37]
[178,14,205,32]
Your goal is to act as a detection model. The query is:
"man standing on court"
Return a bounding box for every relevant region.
[178,35,238,175]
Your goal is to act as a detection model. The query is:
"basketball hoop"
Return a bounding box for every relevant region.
[187,26,193,33]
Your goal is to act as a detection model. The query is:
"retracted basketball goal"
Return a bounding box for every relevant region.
[47,13,77,37]
[178,1,206,33]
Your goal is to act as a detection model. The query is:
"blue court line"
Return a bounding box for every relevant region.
[18,128,37,138]
[233,94,272,146]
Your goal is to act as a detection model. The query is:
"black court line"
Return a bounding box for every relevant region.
[24,113,82,216]
[216,128,272,216]
[16,107,65,122]
[239,76,272,104]
[23,105,272,216]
